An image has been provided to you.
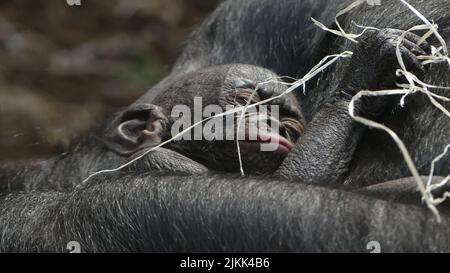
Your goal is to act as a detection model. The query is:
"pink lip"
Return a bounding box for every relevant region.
[238,133,294,155]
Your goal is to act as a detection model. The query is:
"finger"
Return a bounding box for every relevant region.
[401,39,428,56]
[399,46,426,74]
[382,29,432,55]
[402,31,432,55]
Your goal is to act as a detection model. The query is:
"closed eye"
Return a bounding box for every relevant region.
[229,89,262,106]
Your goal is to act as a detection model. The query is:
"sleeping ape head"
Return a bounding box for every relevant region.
[103,64,305,174]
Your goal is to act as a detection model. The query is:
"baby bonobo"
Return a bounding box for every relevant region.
[104,64,305,174]
[104,28,430,180]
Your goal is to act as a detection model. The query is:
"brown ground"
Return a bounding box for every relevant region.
[0,0,218,162]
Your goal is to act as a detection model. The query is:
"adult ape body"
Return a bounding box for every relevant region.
[2,174,450,252]
[1,0,450,252]
[278,0,450,188]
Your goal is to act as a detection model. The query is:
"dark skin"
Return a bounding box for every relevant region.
[1,0,449,252]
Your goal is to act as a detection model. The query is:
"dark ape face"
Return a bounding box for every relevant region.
[105,64,305,174]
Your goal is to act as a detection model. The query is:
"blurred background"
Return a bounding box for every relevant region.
[0,0,219,162]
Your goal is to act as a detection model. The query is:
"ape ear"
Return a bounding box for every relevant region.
[103,104,168,156]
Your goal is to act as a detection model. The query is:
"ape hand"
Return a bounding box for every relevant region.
[338,28,431,115]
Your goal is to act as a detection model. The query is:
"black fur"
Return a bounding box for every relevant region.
[1,0,450,252]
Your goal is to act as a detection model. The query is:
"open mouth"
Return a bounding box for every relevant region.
[238,132,294,155]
